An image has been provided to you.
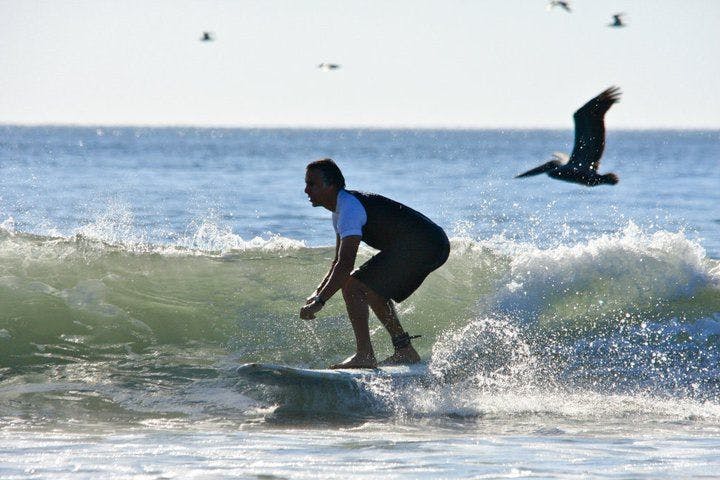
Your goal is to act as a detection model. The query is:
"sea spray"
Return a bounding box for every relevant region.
[428,316,535,387]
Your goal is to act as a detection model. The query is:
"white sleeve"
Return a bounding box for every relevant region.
[335,193,366,238]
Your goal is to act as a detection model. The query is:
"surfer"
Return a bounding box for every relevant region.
[301,159,450,369]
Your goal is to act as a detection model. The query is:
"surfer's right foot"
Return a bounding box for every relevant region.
[378,345,421,366]
[330,353,377,369]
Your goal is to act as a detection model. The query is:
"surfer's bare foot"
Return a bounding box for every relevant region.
[330,353,377,369]
[378,346,421,366]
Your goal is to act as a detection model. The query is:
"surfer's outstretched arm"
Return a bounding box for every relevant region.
[300,235,360,319]
[307,235,340,303]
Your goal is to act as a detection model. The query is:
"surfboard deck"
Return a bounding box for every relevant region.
[237,362,429,388]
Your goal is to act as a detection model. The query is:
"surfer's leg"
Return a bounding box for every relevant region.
[365,290,421,366]
[330,277,377,369]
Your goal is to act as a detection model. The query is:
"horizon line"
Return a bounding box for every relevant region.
[2,121,719,132]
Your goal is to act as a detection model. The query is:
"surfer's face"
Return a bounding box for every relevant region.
[305,169,335,209]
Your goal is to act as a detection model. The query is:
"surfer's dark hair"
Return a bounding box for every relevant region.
[307,158,345,189]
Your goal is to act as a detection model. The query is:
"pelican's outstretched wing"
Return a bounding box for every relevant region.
[568,86,621,171]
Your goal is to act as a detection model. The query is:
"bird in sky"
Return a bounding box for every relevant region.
[608,13,626,28]
[317,63,340,71]
[515,87,622,187]
[546,1,571,13]
[200,31,215,42]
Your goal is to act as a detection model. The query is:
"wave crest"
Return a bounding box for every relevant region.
[495,222,720,333]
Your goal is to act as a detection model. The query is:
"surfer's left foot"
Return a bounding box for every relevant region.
[378,346,421,366]
[330,352,377,369]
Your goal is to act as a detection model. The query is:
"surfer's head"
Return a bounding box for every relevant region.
[306,158,345,190]
[305,159,344,210]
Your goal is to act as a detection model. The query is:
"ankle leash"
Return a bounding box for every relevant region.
[391,332,421,349]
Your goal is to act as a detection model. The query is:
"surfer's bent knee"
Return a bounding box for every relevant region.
[342,275,371,297]
[341,276,361,294]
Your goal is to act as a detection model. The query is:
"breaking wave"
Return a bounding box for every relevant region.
[1,221,719,423]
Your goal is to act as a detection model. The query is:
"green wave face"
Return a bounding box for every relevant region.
[0,232,490,370]
[2,227,720,421]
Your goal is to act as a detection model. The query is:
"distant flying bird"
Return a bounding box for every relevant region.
[318,63,340,71]
[546,1,571,13]
[200,31,215,42]
[516,87,621,186]
[608,13,626,27]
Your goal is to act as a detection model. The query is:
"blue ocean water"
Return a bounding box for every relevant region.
[1,126,719,478]
[2,127,719,254]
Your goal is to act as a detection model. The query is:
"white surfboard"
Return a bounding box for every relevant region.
[237,362,429,389]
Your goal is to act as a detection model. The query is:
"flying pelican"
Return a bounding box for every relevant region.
[200,31,215,42]
[318,63,340,71]
[516,87,621,186]
[608,13,626,27]
[546,1,571,13]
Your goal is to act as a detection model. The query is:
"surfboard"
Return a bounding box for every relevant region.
[236,362,429,389]
[237,362,432,417]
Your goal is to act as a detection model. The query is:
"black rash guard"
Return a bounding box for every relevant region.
[346,190,447,251]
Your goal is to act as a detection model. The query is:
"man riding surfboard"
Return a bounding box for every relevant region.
[301,159,449,369]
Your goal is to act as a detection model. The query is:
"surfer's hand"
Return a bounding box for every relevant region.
[300,300,322,320]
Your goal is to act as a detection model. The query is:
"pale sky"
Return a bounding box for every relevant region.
[2,0,719,128]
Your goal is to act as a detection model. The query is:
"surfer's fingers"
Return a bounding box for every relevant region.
[299,306,316,320]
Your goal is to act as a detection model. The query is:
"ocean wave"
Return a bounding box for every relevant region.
[1,223,720,419]
[494,222,720,334]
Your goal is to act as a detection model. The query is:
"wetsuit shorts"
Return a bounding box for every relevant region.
[352,236,450,302]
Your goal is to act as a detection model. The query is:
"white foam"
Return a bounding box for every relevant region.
[429,317,535,386]
[494,222,720,322]
[74,201,147,247]
[1,210,307,257]
[0,217,15,234]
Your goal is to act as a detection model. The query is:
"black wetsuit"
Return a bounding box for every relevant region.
[346,190,449,302]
